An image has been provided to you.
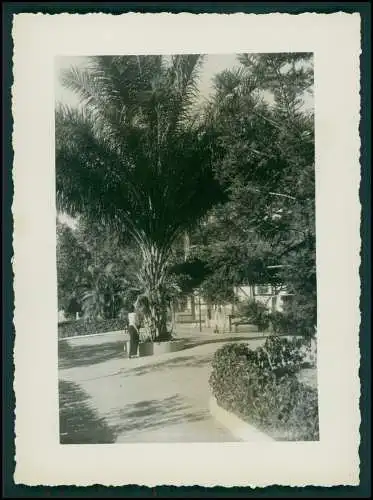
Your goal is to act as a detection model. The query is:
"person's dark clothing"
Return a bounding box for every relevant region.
[128,324,140,357]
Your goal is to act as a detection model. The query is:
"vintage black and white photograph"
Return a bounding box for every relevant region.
[55,52,318,444]
[12,11,361,487]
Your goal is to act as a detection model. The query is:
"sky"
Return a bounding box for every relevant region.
[55,53,314,111]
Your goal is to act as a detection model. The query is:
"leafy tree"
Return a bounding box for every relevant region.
[56,219,89,314]
[75,217,142,319]
[57,216,141,320]
[196,53,316,334]
[55,55,223,339]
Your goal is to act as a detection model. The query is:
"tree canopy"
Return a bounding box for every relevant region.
[185,53,316,333]
[56,55,226,338]
[56,53,316,337]
[56,216,141,319]
[56,55,224,253]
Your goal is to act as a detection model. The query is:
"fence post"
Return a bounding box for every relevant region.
[198,293,202,332]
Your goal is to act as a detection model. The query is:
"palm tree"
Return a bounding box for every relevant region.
[55,55,223,340]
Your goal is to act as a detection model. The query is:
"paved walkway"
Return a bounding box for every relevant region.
[59,332,266,443]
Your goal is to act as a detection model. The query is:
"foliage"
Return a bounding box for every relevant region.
[133,274,179,341]
[56,55,224,339]
[235,294,317,338]
[275,240,317,337]
[56,217,140,320]
[260,335,312,373]
[168,257,210,294]
[237,298,271,331]
[56,219,90,312]
[56,54,316,336]
[58,317,128,339]
[196,53,316,334]
[209,338,319,441]
[200,272,236,306]
[65,295,82,318]
[269,304,316,338]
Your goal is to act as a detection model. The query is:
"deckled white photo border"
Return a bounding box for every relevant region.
[12,12,361,487]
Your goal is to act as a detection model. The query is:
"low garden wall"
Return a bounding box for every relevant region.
[58,318,187,358]
[60,331,127,349]
[209,396,275,442]
[138,339,187,357]
[209,336,319,441]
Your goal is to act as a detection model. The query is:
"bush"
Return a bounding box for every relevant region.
[237,298,271,331]
[236,297,317,338]
[268,310,290,334]
[58,317,128,339]
[269,308,316,338]
[209,337,319,441]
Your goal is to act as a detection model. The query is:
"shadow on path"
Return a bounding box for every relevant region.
[58,334,266,371]
[58,340,124,369]
[125,353,214,377]
[60,382,209,443]
[59,380,118,443]
[122,336,266,377]
[112,394,208,437]
[179,335,266,351]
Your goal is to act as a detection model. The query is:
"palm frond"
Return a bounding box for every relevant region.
[56,54,223,259]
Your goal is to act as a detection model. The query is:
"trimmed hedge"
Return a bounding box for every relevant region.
[58,318,128,339]
[209,337,319,441]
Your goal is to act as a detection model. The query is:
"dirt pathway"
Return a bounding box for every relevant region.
[59,336,265,443]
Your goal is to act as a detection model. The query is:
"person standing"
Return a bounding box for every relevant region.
[127,311,140,358]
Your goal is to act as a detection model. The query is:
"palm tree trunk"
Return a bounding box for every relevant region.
[139,243,170,341]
